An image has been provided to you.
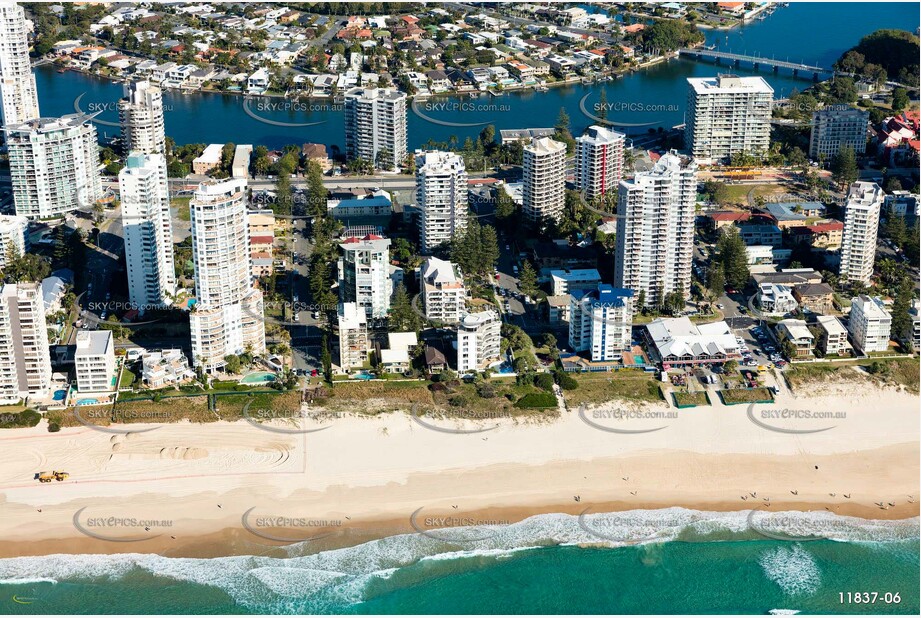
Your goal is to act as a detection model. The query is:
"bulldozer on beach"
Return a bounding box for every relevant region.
[37,471,69,483]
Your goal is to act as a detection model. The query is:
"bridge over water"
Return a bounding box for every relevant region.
[678,48,836,81]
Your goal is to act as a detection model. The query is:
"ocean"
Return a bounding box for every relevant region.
[1,509,917,614]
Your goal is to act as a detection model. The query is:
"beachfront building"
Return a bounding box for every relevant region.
[684,74,773,163]
[569,285,634,362]
[415,150,468,253]
[644,317,741,368]
[0,3,40,127]
[614,151,697,308]
[456,310,501,373]
[848,295,892,354]
[809,105,869,162]
[420,257,466,323]
[776,319,815,358]
[0,282,52,404]
[338,234,392,319]
[574,125,625,200]
[343,87,407,171]
[337,301,369,370]
[0,214,28,269]
[816,315,851,357]
[74,330,116,394]
[120,152,176,313]
[119,80,166,155]
[377,331,418,373]
[232,145,253,179]
[7,114,102,219]
[189,178,266,372]
[141,349,195,389]
[840,181,884,285]
[523,136,566,223]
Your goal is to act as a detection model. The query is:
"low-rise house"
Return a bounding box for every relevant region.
[738,223,782,246]
[758,283,798,315]
[423,345,447,373]
[789,221,844,249]
[377,332,418,373]
[776,319,815,358]
[792,283,835,315]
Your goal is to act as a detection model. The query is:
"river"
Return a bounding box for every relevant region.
[33,2,918,151]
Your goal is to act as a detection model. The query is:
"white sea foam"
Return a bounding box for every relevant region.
[0,577,57,585]
[0,509,915,611]
[759,545,822,596]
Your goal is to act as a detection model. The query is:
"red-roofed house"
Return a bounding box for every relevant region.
[708,211,753,230]
[623,23,645,34]
[717,2,746,15]
[790,221,844,249]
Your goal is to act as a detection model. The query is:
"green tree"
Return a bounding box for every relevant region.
[389,283,421,331]
[320,333,333,383]
[830,146,858,189]
[517,260,538,297]
[891,88,910,112]
[715,229,750,290]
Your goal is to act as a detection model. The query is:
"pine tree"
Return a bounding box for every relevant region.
[320,333,333,383]
[518,260,538,296]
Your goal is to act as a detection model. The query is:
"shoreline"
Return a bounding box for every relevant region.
[0,380,917,561]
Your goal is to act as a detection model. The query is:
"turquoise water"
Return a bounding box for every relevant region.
[239,372,277,385]
[52,390,66,401]
[33,3,919,149]
[0,510,917,614]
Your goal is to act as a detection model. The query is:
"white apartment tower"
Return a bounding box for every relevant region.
[456,310,501,373]
[809,105,870,161]
[575,125,625,201]
[415,150,469,252]
[337,301,369,369]
[0,214,28,269]
[74,330,116,393]
[338,234,392,319]
[0,3,40,127]
[848,295,892,353]
[120,152,176,312]
[569,285,634,362]
[685,74,773,163]
[120,80,167,155]
[523,136,567,223]
[6,114,102,219]
[343,87,407,170]
[614,151,698,308]
[420,257,466,323]
[0,282,52,404]
[189,178,266,372]
[840,181,884,285]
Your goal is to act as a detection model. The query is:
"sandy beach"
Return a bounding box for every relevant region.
[0,380,917,559]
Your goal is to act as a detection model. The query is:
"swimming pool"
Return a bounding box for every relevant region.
[53,390,67,401]
[75,399,98,406]
[353,371,374,380]
[239,371,277,384]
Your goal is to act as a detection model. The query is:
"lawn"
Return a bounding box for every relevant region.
[214,390,302,420]
[563,370,664,407]
[719,387,774,404]
[720,183,790,206]
[673,391,710,407]
[119,367,137,388]
[173,197,191,221]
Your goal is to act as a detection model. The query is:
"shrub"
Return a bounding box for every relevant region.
[48,422,61,433]
[449,395,469,407]
[0,409,42,429]
[476,382,497,398]
[534,373,555,391]
[514,392,557,409]
[556,372,579,390]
